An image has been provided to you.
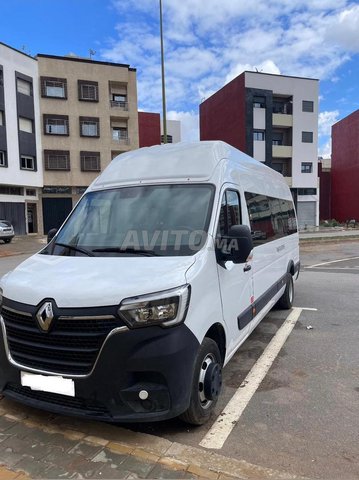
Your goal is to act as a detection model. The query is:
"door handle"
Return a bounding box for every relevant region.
[243,264,251,272]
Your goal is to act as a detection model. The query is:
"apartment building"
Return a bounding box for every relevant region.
[138,112,181,147]
[37,54,138,234]
[0,42,42,235]
[161,119,181,144]
[331,109,359,222]
[200,71,319,228]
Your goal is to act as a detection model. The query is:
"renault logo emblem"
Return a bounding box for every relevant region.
[36,302,54,332]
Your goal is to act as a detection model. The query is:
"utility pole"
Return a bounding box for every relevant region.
[159,0,167,143]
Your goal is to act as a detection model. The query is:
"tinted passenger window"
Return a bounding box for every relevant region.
[217,190,241,237]
[245,192,297,245]
[245,193,274,244]
[278,199,297,235]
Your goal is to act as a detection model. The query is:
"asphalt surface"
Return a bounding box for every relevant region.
[0,240,358,479]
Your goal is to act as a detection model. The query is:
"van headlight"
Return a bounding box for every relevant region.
[118,285,191,328]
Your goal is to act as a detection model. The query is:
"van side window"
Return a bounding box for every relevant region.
[245,192,297,245]
[279,198,297,235]
[218,190,241,237]
[245,193,274,243]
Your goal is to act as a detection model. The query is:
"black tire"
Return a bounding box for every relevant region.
[4,239,12,244]
[179,337,222,426]
[277,273,294,309]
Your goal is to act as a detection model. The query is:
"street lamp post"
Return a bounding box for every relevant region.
[159,0,167,144]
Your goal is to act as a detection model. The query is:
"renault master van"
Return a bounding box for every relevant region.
[0,141,299,425]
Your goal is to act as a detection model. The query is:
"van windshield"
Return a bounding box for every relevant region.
[47,184,215,257]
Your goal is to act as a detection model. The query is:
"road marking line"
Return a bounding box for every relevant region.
[306,256,359,269]
[298,307,318,311]
[199,307,303,450]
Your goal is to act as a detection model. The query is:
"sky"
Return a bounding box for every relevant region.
[1,0,358,157]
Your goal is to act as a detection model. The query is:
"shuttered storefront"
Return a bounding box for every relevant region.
[0,202,26,235]
[297,201,316,229]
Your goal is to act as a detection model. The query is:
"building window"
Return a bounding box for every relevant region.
[78,80,98,101]
[44,115,69,135]
[253,96,266,108]
[17,78,32,96]
[19,117,33,133]
[0,186,23,195]
[302,100,314,112]
[298,188,317,195]
[302,131,313,143]
[272,163,284,174]
[44,150,70,171]
[301,162,313,173]
[0,69,3,86]
[253,130,265,141]
[112,127,129,143]
[20,155,36,171]
[80,151,101,172]
[161,134,173,143]
[272,132,284,146]
[0,151,7,167]
[111,93,128,107]
[0,110,4,126]
[41,77,67,99]
[80,117,99,137]
[26,189,36,196]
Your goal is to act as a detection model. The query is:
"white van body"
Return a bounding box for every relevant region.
[0,141,299,424]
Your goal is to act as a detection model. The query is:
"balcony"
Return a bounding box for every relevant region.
[112,130,129,145]
[272,113,293,128]
[110,100,129,112]
[272,145,292,157]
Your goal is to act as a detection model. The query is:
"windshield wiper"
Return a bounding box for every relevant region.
[92,247,159,256]
[54,242,95,257]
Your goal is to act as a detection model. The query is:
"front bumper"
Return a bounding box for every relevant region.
[0,317,199,422]
[0,233,14,240]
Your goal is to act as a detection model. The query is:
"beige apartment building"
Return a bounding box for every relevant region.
[37,54,138,234]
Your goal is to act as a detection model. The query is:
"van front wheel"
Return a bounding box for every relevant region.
[278,273,294,309]
[179,338,222,426]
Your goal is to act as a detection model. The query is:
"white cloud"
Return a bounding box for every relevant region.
[324,4,359,52]
[318,110,340,136]
[319,138,332,158]
[103,0,357,141]
[167,110,199,142]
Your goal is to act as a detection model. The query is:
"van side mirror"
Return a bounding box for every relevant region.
[217,225,253,264]
[47,228,58,244]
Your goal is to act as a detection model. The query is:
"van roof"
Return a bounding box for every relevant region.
[90,141,283,190]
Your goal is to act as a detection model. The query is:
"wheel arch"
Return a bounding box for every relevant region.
[287,260,295,276]
[204,323,226,365]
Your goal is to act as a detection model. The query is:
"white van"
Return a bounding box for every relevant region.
[0,141,299,425]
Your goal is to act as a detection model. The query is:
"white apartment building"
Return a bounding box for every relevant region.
[161,119,181,144]
[0,42,42,235]
[200,71,319,227]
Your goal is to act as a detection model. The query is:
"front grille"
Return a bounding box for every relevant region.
[1,306,122,375]
[5,383,110,417]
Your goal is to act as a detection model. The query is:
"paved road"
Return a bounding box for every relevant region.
[0,241,359,479]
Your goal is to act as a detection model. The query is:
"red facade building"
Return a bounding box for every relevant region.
[331,110,359,222]
[138,112,161,148]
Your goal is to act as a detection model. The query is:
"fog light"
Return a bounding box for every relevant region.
[139,390,149,400]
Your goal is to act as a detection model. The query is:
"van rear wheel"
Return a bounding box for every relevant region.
[278,273,294,309]
[179,338,222,426]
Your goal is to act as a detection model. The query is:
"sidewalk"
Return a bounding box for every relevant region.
[0,397,306,480]
[299,228,359,242]
[0,236,47,258]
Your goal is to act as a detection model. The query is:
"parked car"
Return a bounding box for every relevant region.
[0,220,14,244]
